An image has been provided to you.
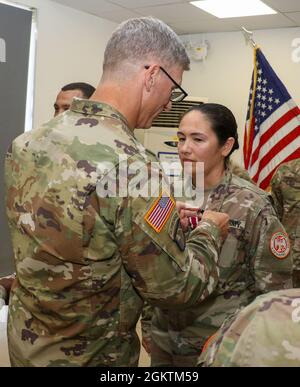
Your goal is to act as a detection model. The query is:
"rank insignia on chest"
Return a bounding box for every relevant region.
[144,193,175,233]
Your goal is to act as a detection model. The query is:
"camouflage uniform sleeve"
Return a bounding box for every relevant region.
[270,168,284,220]
[199,288,300,367]
[198,306,239,367]
[97,190,222,309]
[140,301,153,351]
[248,201,293,292]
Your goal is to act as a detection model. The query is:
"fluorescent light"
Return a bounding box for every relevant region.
[190,0,277,18]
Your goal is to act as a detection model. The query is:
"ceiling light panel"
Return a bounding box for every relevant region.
[190,0,277,18]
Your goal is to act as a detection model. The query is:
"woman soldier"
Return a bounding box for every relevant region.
[150,103,293,367]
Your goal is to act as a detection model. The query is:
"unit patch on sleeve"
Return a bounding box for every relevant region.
[144,193,175,233]
[270,231,290,259]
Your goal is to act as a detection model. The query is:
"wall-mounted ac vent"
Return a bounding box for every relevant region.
[151,97,206,128]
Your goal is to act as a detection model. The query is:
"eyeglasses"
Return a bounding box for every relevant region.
[144,65,188,103]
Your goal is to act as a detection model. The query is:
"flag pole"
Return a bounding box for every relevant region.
[242,27,257,48]
[242,27,259,169]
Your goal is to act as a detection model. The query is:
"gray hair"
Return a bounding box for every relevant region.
[103,17,190,73]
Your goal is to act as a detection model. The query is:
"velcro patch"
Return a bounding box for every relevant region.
[168,213,186,251]
[144,193,175,233]
[270,231,290,259]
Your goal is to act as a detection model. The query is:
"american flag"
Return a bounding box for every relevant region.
[244,48,300,190]
[144,194,175,233]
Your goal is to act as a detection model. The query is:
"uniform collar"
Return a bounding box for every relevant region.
[206,169,233,212]
[70,98,130,129]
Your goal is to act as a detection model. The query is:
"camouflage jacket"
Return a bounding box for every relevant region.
[199,288,300,367]
[271,159,300,287]
[228,161,253,183]
[151,171,293,366]
[5,99,223,367]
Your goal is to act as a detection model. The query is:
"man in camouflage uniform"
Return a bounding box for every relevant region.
[5,17,229,367]
[199,288,300,367]
[151,171,292,367]
[271,159,300,287]
[0,83,96,308]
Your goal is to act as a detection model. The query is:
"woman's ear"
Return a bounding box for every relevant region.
[221,137,235,157]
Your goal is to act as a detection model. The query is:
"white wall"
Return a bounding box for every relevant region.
[6,0,300,164]
[181,27,300,164]
[11,0,117,127]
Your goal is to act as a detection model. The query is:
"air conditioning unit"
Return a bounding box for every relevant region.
[136,97,208,178]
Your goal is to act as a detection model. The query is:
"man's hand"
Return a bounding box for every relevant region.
[176,201,201,232]
[0,273,15,304]
[176,202,229,240]
[142,336,151,355]
[201,210,229,240]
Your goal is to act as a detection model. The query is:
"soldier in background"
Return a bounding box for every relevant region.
[5,17,229,367]
[150,104,292,367]
[271,159,300,287]
[198,288,300,367]
[54,82,95,117]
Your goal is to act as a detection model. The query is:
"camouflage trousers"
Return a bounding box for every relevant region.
[151,328,206,368]
[151,339,201,367]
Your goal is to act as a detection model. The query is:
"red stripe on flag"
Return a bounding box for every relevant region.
[148,199,173,229]
[252,124,300,182]
[155,201,173,229]
[259,148,300,190]
[150,200,171,227]
[251,106,300,166]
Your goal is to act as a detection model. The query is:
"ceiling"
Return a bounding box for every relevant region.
[51,0,300,34]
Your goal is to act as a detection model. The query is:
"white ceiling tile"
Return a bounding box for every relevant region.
[226,13,297,30]
[263,0,300,13]
[285,12,300,23]
[108,0,182,9]
[52,0,124,14]
[50,0,300,34]
[96,9,144,23]
[171,26,187,35]
[135,3,215,22]
[170,19,239,34]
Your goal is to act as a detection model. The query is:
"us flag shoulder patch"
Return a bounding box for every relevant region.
[144,193,175,233]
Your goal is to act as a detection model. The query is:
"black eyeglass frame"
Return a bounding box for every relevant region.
[144,65,188,102]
